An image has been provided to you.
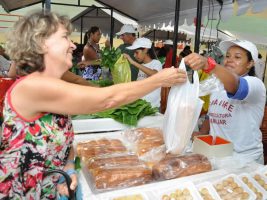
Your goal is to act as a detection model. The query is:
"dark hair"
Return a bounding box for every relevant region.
[157,47,167,58]
[137,46,157,60]
[184,45,191,51]
[258,53,262,59]
[246,51,256,76]
[83,26,100,45]
[87,26,100,37]
[147,46,157,59]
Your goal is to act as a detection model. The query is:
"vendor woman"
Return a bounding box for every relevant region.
[185,39,266,164]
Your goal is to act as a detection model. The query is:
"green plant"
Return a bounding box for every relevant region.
[101,47,121,70]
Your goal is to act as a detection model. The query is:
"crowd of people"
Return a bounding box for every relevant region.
[0,9,266,200]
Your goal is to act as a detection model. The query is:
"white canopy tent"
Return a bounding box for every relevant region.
[95,0,267,47]
[0,0,267,47]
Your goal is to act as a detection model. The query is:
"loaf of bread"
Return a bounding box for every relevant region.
[76,138,127,161]
[87,154,141,170]
[152,153,212,180]
[92,165,153,190]
[125,128,164,156]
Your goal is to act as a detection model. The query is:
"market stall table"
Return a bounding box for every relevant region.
[74,132,264,200]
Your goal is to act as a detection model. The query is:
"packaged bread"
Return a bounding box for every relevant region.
[123,128,165,156]
[76,138,127,161]
[87,153,140,171]
[152,153,212,180]
[91,164,153,190]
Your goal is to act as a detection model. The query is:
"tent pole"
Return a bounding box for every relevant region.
[110,8,114,47]
[44,0,51,12]
[194,0,203,53]
[172,0,180,67]
[80,16,83,44]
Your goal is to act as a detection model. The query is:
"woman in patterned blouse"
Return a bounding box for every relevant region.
[0,11,187,199]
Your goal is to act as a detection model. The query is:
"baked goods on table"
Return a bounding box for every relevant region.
[92,164,153,190]
[152,153,212,180]
[76,130,214,193]
[214,176,250,200]
[112,194,144,200]
[76,138,127,161]
[123,127,166,166]
[87,153,141,171]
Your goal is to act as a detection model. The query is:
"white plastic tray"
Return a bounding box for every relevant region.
[153,181,203,200]
[239,173,267,200]
[213,174,256,200]
[72,113,163,133]
[197,181,222,200]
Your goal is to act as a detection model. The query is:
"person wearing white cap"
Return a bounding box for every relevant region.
[163,39,179,68]
[124,37,162,108]
[116,24,139,81]
[185,39,266,164]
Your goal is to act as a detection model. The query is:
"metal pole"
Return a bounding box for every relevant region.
[172,0,180,67]
[153,29,156,42]
[80,16,83,45]
[110,8,114,48]
[44,0,51,12]
[194,0,203,53]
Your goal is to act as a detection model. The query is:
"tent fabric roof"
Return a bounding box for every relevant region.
[95,0,234,27]
[0,0,41,12]
[71,6,123,37]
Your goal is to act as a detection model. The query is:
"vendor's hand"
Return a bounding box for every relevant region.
[123,53,135,65]
[156,67,187,87]
[184,53,208,71]
[57,173,78,197]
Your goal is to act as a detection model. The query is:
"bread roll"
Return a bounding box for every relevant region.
[93,165,153,190]
[130,128,165,156]
[76,138,127,161]
[152,154,212,180]
[88,154,140,170]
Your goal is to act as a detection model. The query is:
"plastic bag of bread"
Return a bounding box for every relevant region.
[123,128,165,155]
[87,153,141,172]
[123,128,166,164]
[90,164,153,191]
[152,153,212,180]
[76,138,127,162]
[163,59,203,154]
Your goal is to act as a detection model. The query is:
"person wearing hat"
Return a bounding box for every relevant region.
[185,39,266,164]
[124,37,162,108]
[163,39,179,68]
[116,24,139,81]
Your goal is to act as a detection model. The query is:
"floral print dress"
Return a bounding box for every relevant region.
[0,77,74,200]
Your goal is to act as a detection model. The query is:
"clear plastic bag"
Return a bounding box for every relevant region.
[122,128,166,162]
[163,59,203,154]
[199,74,224,96]
[152,153,212,180]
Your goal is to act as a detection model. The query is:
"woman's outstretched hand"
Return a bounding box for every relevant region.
[155,67,187,87]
